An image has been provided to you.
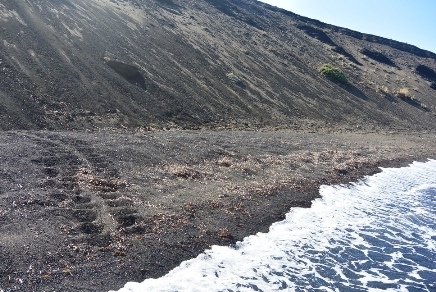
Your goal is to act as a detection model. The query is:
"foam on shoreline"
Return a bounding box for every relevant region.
[112,159,436,292]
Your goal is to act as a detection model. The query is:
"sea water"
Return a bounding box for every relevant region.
[113,160,436,292]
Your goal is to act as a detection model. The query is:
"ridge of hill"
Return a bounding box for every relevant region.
[0,0,435,131]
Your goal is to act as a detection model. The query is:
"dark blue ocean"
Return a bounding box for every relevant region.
[113,160,436,292]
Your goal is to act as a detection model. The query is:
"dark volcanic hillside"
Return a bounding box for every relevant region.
[1,0,436,130]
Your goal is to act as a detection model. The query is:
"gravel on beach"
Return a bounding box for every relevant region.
[1,129,435,291]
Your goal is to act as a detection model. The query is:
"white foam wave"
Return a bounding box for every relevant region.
[112,160,436,292]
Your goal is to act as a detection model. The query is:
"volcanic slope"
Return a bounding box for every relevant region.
[0,0,435,131]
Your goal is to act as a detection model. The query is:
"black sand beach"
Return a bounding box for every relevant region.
[1,129,435,291]
[1,0,436,291]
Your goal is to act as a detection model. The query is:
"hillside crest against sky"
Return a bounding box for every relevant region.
[1,0,435,131]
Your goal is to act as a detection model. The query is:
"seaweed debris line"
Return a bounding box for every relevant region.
[113,160,436,292]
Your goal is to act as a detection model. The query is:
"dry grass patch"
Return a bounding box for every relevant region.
[261,154,286,165]
[218,229,231,238]
[73,168,127,192]
[151,213,189,233]
[376,85,390,95]
[88,178,127,192]
[167,164,202,180]
[209,200,223,209]
[220,201,246,215]
[393,87,411,100]
[216,157,233,167]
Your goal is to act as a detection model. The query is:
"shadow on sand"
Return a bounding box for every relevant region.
[343,84,369,100]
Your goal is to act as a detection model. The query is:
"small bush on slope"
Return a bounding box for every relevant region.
[319,64,349,85]
[393,87,411,100]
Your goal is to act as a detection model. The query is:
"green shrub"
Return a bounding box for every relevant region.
[319,64,349,85]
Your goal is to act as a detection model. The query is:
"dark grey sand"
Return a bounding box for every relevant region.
[1,130,436,291]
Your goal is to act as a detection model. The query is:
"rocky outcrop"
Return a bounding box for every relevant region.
[104,58,146,90]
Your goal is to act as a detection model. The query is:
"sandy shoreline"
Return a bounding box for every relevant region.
[0,130,435,291]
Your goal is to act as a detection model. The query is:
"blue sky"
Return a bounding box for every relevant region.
[258,0,436,54]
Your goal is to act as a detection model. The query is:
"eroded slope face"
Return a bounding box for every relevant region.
[0,0,435,130]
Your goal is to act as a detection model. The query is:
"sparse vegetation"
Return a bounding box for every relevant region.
[226,72,245,88]
[217,157,233,167]
[393,87,411,100]
[167,164,202,180]
[392,88,430,111]
[319,64,349,85]
[3,0,436,290]
[226,72,241,83]
[377,85,389,95]
[420,103,429,111]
